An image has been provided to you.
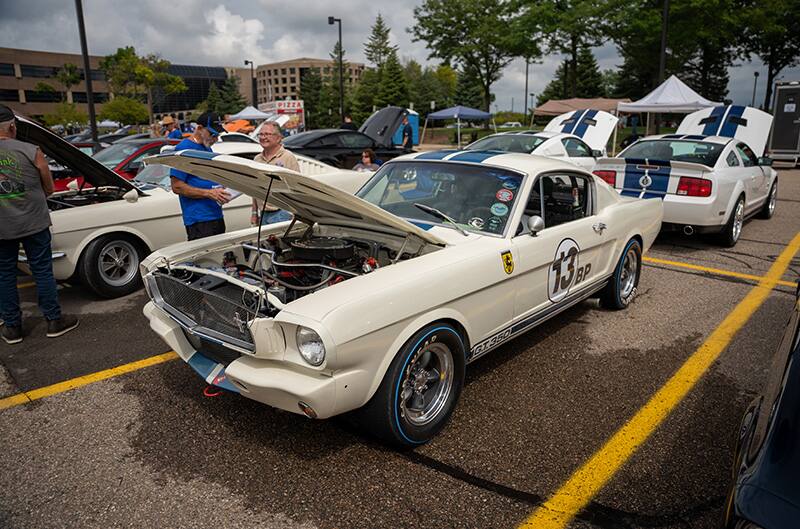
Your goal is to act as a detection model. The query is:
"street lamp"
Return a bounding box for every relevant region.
[529,92,535,127]
[328,16,344,123]
[244,59,256,107]
[751,71,760,108]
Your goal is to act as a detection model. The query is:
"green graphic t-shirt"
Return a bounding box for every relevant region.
[0,138,50,240]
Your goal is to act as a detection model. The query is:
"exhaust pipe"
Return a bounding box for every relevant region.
[683,225,694,236]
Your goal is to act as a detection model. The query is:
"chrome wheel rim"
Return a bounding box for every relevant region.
[732,200,744,242]
[620,247,638,299]
[768,184,777,216]
[399,342,454,426]
[97,240,138,287]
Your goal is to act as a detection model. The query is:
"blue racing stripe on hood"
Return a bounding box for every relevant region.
[178,149,219,160]
[415,149,460,160]
[410,221,434,230]
[702,106,727,135]
[573,109,598,138]
[560,110,586,134]
[448,150,502,163]
[718,105,746,138]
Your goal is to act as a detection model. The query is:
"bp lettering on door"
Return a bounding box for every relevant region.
[548,238,591,302]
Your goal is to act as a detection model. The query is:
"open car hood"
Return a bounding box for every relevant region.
[359,106,407,148]
[677,105,773,156]
[544,109,619,152]
[148,150,446,246]
[13,115,140,193]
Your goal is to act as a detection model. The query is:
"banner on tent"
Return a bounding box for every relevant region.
[258,100,306,130]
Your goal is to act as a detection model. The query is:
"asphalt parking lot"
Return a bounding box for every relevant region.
[1,169,798,529]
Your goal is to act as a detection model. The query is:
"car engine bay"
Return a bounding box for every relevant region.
[46,187,128,211]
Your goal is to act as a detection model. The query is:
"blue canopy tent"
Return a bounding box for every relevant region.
[422,105,496,147]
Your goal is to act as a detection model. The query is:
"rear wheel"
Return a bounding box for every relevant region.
[719,195,745,247]
[600,238,641,310]
[354,323,466,448]
[757,181,777,219]
[78,234,146,298]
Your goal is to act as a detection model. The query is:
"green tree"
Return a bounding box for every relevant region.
[741,0,800,109]
[43,102,87,127]
[434,64,457,107]
[324,40,351,122]
[412,0,516,111]
[217,76,247,115]
[364,13,398,68]
[56,63,81,102]
[513,0,606,98]
[197,82,224,114]
[98,96,148,125]
[376,50,409,108]
[142,54,187,117]
[350,67,380,124]
[34,82,56,95]
[454,68,485,109]
[299,68,324,128]
[575,46,605,97]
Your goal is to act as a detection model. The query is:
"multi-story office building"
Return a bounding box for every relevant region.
[255,57,365,105]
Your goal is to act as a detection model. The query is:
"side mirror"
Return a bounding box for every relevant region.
[527,215,545,235]
[758,156,773,167]
[592,149,603,158]
[123,189,139,203]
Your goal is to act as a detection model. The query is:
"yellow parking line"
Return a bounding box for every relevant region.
[644,256,798,289]
[520,232,800,529]
[0,351,178,411]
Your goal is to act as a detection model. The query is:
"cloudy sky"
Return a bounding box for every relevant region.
[3,0,798,112]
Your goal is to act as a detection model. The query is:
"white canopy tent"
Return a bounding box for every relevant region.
[617,75,722,135]
[228,106,271,120]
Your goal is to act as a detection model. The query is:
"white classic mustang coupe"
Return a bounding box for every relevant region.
[592,105,777,246]
[141,149,663,446]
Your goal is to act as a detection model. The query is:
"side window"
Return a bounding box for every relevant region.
[736,143,758,167]
[339,133,373,149]
[309,135,341,148]
[562,138,593,157]
[726,150,740,167]
[541,173,591,228]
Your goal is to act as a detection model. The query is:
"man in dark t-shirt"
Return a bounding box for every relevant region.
[0,105,79,344]
[170,112,231,241]
[401,116,413,151]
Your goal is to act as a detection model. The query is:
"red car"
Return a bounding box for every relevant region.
[52,138,178,191]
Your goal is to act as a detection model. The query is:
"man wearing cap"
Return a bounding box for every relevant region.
[0,104,79,344]
[170,111,231,241]
[162,115,183,139]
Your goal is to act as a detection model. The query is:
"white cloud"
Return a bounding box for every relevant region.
[200,6,267,65]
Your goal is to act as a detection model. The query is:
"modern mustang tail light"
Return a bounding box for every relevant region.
[592,170,616,186]
[676,177,712,197]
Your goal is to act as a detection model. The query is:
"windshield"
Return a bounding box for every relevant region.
[466,134,546,153]
[357,161,524,236]
[622,139,724,166]
[92,142,140,168]
[133,164,171,189]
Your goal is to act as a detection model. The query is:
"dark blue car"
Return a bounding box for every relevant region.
[725,282,800,528]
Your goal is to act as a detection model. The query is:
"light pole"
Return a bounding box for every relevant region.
[529,92,535,127]
[751,71,759,108]
[328,16,344,123]
[524,58,529,125]
[74,0,97,142]
[244,59,256,107]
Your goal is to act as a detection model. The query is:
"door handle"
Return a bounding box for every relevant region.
[592,222,607,234]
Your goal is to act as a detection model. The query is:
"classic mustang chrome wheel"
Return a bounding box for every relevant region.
[600,238,641,310]
[619,245,639,301]
[98,239,139,287]
[399,341,454,427]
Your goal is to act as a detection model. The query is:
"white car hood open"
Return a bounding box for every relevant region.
[148,150,446,246]
[677,105,773,156]
[544,109,619,152]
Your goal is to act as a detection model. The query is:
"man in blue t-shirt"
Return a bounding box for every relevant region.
[170,112,231,240]
[162,115,183,139]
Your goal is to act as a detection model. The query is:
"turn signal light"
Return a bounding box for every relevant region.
[676,177,712,197]
[593,170,616,186]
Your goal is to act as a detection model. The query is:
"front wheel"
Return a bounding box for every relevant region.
[78,234,146,298]
[757,181,777,219]
[600,238,642,310]
[718,195,745,247]
[354,324,466,448]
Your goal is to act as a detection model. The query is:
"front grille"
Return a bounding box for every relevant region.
[151,272,256,350]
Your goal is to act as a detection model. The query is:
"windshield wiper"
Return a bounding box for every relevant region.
[413,203,469,236]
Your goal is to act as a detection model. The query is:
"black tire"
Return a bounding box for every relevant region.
[354,323,466,448]
[600,238,642,310]
[757,180,777,219]
[718,195,745,247]
[78,234,147,298]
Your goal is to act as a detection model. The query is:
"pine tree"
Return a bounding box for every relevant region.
[350,68,381,124]
[199,82,223,114]
[375,50,409,108]
[299,69,323,129]
[324,40,351,122]
[575,46,604,98]
[364,14,398,68]
[454,69,485,110]
[218,76,247,115]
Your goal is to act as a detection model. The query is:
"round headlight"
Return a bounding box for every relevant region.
[296,326,325,366]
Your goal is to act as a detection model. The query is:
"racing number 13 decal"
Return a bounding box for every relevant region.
[548,238,591,302]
